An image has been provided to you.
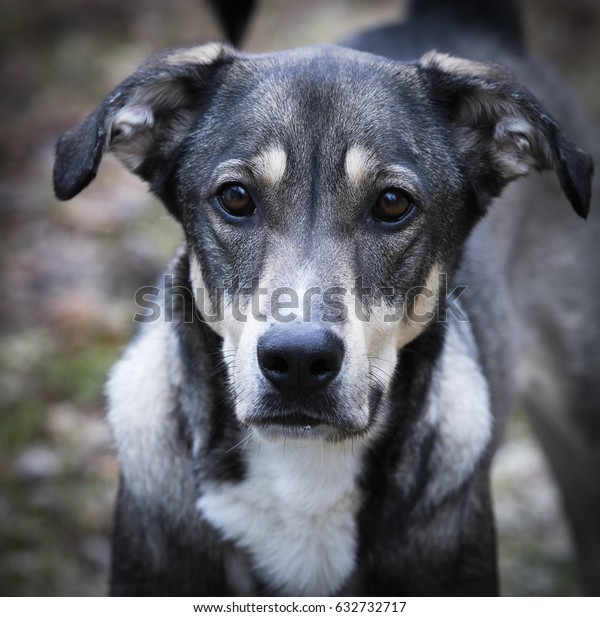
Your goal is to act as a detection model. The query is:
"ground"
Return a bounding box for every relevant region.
[0,0,598,597]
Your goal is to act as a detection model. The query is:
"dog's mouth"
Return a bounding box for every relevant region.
[249,418,328,441]
[254,411,325,428]
[248,420,355,442]
[242,385,385,442]
[245,407,344,441]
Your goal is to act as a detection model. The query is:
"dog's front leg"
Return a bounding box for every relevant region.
[110,476,231,596]
[349,457,498,596]
[346,317,499,596]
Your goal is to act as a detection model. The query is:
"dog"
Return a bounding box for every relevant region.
[52,0,598,596]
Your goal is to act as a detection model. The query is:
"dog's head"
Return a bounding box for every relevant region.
[54,44,592,442]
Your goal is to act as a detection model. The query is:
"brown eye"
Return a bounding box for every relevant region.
[372,188,414,223]
[217,183,255,217]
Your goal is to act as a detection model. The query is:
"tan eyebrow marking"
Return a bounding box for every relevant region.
[252,146,288,185]
[345,145,378,186]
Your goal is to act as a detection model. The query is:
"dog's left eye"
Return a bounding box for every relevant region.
[217,183,256,217]
[372,188,414,224]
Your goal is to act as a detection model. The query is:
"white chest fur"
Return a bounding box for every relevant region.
[197,437,365,596]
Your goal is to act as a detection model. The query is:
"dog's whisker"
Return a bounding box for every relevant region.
[225,433,253,454]
[368,375,387,392]
[370,365,393,381]
[366,354,396,366]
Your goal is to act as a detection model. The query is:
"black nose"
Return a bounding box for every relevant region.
[257,324,345,393]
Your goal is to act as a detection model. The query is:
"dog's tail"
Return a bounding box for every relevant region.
[207,0,256,47]
[408,0,524,50]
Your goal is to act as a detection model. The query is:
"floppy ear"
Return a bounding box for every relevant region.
[53,42,234,201]
[418,51,593,218]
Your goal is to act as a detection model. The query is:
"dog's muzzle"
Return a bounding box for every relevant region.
[247,322,353,437]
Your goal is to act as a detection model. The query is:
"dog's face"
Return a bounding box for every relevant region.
[54,44,591,442]
[182,46,468,441]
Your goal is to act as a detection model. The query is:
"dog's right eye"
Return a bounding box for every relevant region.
[216,183,256,217]
[372,188,414,224]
